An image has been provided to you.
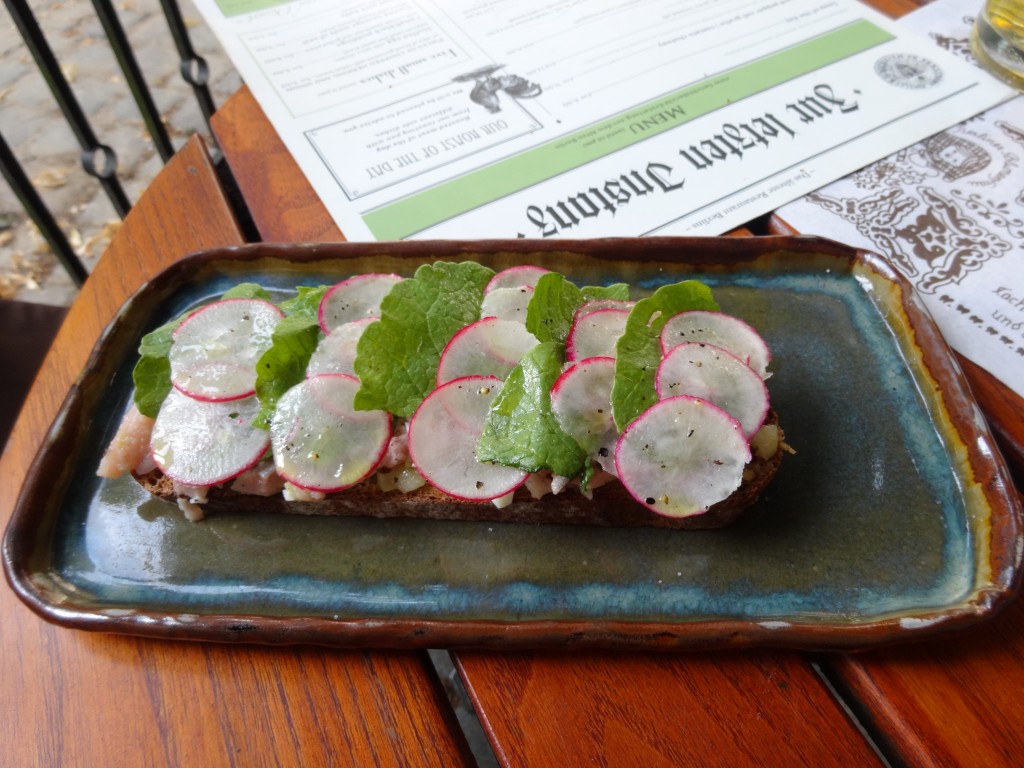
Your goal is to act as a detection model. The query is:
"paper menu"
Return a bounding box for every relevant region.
[775,0,1024,402]
[193,0,1013,242]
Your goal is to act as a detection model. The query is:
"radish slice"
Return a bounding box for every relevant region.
[150,389,269,486]
[270,374,392,492]
[408,376,528,501]
[306,318,375,378]
[169,298,284,402]
[655,342,769,439]
[615,395,750,518]
[660,310,771,378]
[485,265,550,294]
[480,285,533,323]
[318,273,403,334]
[436,317,540,386]
[566,307,629,361]
[550,356,618,475]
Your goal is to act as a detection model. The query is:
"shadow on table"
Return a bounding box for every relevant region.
[0,299,67,453]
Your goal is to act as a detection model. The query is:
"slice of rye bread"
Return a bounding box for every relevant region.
[136,413,785,529]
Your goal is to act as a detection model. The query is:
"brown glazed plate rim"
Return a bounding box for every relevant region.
[3,236,1021,651]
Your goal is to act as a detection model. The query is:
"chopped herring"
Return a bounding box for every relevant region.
[524,472,553,499]
[135,454,157,476]
[177,497,206,522]
[231,461,286,496]
[283,482,327,502]
[173,481,209,522]
[520,471,570,499]
[173,480,209,504]
[491,490,516,509]
[523,468,615,500]
[380,420,411,469]
[589,468,615,489]
[550,475,572,495]
[97,404,154,478]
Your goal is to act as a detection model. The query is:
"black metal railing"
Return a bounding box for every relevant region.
[160,0,218,135]
[0,132,90,286]
[90,0,177,163]
[1,0,222,287]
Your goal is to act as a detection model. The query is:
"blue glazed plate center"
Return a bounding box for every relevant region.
[49,255,972,625]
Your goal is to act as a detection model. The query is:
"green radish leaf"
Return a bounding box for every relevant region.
[525,272,581,343]
[526,273,630,344]
[477,341,588,479]
[132,317,179,417]
[253,314,323,429]
[221,282,273,301]
[353,261,494,417]
[279,284,330,322]
[582,283,630,302]
[611,280,719,430]
[249,285,331,429]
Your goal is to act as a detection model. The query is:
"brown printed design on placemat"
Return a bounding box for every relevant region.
[805,120,1023,295]
[996,121,1024,206]
[928,19,975,61]
[930,27,973,60]
[939,293,1024,358]
[807,186,1012,293]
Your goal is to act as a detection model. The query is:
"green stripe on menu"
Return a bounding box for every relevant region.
[364,19,894,240]
[214,0,291,17]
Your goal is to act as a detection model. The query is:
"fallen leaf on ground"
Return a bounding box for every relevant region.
[69,227,84,254]
[32,168,70,189]
[82,220,122,258]
[0,252,53,298]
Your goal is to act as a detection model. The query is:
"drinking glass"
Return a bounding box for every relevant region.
[971,0,1024,90]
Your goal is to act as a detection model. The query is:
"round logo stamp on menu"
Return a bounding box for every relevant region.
[874,54,943,89]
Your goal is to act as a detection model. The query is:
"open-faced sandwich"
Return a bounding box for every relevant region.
[97,261,790,528]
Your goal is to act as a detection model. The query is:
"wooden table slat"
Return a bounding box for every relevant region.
[212,92,345,244]
[10,0,1019,759]
[456,650,883,767]
[822,578,1024,768]
[0,137,474,768]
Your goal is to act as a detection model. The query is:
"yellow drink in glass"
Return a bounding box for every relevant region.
[971,0,1024,89]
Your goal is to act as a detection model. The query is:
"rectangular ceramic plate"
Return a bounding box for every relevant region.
[4,237,1021,650]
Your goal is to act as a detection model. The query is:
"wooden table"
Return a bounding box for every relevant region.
[3,1,1023,765]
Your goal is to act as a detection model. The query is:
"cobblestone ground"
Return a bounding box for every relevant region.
[0,0,242,305]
